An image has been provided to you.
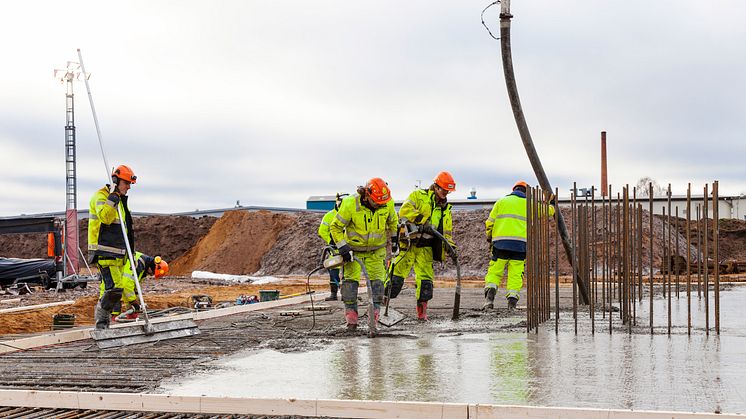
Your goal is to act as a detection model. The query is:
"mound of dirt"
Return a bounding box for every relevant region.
[170,210,297,276]
[0,215,216,263]
[255,212,325,276]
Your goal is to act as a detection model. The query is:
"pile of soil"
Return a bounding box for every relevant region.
[169,210,297,276]
[0,215,216,263]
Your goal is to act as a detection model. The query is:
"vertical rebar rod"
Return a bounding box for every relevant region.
[602,188,607,319]
[668,184,672,304]
[555,187,560,334]
[526,186,532,333]
[713,181,720,335]
[572,185,578,334]
[665,206,671,335]
[616,192,622,319]
[606,184,614,335]
[696,204,702,298]
[649,182,654,334]
[545,191,551,324]
[676,207,680,299]
[687,184,692,335]
[623,187,630,330]
[591,186,596,334]
[631,187,636,326]
[704,185,709,335]
[637,204,643,306]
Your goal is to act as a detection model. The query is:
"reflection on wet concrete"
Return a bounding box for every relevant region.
[159,286,746,414]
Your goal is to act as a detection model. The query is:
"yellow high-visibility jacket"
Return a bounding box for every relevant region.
[88,186,134,259]
[486,190,554,253]
[317,209,337,245]
[330,194,398,252]
[399,189,454,248]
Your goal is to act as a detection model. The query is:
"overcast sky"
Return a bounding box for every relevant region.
[1,1,744,216]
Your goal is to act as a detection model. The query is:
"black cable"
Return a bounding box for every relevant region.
[481,0,501,40]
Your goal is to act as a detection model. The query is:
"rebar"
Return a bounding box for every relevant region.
[713,180,720,335]
[704,184,709,335]
[687,183,692,335]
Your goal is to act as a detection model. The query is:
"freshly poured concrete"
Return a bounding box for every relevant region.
[159,285,746,414]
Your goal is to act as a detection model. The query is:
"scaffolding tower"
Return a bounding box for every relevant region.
[54,62,89,277]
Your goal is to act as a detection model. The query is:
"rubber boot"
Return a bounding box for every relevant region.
[94,301,110,330]
[507,296,518,311]
[482,288,496,311]
[325,283,339,301]
[416,302,428,321]
[345,309,358,330]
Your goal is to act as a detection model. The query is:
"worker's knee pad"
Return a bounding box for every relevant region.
[385,275,404,299]
[100,287,123,311]
[340,280,359,305]
[370,280,384,304]
[418,280,434,302]
[99,266,116,290]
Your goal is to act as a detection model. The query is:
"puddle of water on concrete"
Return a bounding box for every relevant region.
[159,285,746,413]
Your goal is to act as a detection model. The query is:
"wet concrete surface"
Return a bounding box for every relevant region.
[159,284,746,414]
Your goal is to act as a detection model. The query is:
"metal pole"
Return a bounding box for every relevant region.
[713,181,720,335]
[498,2,589,305]
[591,186,596,334]
[704,185,709,335]
[572,186,578,334]
[649,182,654,334]
[526,186,532,333]
[687,184,692,335]
[555,187,560,334]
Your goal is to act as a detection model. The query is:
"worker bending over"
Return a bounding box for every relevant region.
[483,181,554,310]
[102,251,169,321]
[317,193,346,301]
[88,165,137,329]
[330,178,398,330]
[385,171,456,321]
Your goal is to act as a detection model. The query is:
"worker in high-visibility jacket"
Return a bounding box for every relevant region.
[317,193,346,301]
[385,171,456,321]
[330,178,398,330]
[88,164,137,329]
[100,251,169,321]
[483,181,554,310]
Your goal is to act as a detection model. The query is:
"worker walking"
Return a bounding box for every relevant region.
[483,181,554,311]
[88,165,137,329]
[318,193,346,301]
[103,252,169,321]
[330,178,398,330]
[385,171,456,321]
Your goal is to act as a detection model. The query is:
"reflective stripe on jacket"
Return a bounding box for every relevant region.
[317,209,337,245]
[88,186,133,258]
[330,194,398,252]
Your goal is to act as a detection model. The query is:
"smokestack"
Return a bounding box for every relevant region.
[601,131,608,197]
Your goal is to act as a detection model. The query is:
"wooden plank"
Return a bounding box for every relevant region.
[0,390,742,418]
[0,299,21,305]
[0,300,74,314]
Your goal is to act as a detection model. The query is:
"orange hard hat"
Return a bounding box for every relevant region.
[153,256,169,279]
[434,171,456,192]
[112,165,137,184]
[365,177,392,205]
[513,180,528,190]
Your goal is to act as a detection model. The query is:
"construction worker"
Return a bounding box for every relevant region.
[103,252,169,321]
[385,171,456,321]
[88,165,137,329]
[317,193,346,301]
[483,181,555,310]
[330,178,398,330]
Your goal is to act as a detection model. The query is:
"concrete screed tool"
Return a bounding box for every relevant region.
[77,49,200,349]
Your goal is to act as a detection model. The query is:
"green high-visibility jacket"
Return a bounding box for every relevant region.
[399,189,454,248]
[88,186,134,259]
[318,209,337,245]
[486,191,554,253]
[330,194,398,252]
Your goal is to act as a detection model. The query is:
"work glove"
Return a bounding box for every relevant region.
[391,236,400,256]
[337,244,353,262]
[420,224,435,235]
[445,242,457,257]
[548,193,556,206]
[106,192,121,206]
